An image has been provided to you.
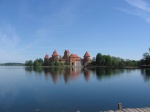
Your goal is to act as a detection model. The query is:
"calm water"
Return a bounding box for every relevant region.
[0,66,150,112]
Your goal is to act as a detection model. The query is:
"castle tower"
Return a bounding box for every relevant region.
[84,51,90,65]
[62,50,70,60]
[52,50,59,61]
[44,54,49,66]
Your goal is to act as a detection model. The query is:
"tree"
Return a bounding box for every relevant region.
[90,57,96,65]
[96,53,102,65]
[105,55,112,66]
[25,60,29,66]
[25,60,33,66]
[34,59,40,66]
[38,58,44,66]
[44,58,49,66]
[101,55,106,65]
[65,57,70,65]
[143,49,150,65]
[28,60,33,66]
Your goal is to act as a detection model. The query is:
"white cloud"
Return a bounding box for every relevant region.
[125,0,150,11]
[121,0,150,23]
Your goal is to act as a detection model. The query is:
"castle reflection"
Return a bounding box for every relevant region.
[43,67,85,84]
[25,67,136,84]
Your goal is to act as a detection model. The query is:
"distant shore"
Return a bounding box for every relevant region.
[1,63,150,69]
[0,63,24,66]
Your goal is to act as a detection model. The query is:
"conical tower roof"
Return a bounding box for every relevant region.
[52,50,58,56]
[44,54,49,59]
[65,50,70,53]
[84,51,90,57]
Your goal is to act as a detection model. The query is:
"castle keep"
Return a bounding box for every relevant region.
[44,50,90,66]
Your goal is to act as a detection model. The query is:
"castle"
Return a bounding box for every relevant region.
[44,50,90,66]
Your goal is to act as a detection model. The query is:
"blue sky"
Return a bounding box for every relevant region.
[0,0,150,63]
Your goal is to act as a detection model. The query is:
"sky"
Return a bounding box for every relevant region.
[0,0,150,63]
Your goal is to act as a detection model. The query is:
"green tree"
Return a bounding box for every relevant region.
[90,57,96,65]
[34,59,40,66]
[38,58,44,66]
[105,55,112,66]
[25,60,29,66]
[142,48,150,65]
[44,58,49,66]
[65,57,70,65]
[143,53,150,65]
[28,60,33,66]
[25,60,33,66]
[96,53,102,65]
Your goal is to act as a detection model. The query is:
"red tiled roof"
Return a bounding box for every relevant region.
[44,54,49,59]
[84,51,90,57]
[70,54,80,58]
[52,50,58,56]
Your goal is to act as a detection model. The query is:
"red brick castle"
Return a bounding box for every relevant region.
[44,50,90,66]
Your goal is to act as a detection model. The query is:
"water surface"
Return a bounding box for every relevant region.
[0,66,150,112]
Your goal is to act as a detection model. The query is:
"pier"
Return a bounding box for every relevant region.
[104,103,150,112]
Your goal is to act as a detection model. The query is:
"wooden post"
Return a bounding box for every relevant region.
[118,103,122,110]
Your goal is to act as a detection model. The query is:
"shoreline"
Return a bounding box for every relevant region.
[23,65,150,69]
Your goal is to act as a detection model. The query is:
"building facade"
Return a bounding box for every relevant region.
[44,50,91,66]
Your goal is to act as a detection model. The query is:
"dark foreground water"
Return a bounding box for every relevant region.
[0,66,150,112]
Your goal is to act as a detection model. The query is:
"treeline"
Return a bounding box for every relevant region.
[0,63,24,66]
[25,59,43,66]
[90,53,138,67]
[139,48,150,66]
[25,58,64,67]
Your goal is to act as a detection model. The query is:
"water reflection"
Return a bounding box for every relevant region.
[25,67,137,83]
[25,66,33,72]
[1,67,150,112]
[141,69,150,81]
[84,68,91,81]
[95,68,126,80]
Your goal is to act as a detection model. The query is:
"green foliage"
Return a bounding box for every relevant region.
[49,62,54,66]
[34,59,40,66]
[140,48,150,65]
[44,58,49,66]
[94,53,138,67]
[65,57,70,65]
[54,61,63,66]
[104,55,112,66]
[89,57,96,66]
[38,58,44,65]
[25,60,33,66]
[96,53,102,65]
[33,58,44,66]
[0,63,24,66]
[48,61,64,67]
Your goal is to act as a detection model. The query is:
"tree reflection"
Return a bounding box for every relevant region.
[95,68,125,80]
[25,66,33,73]
[33,67,43,74]
[141,69,150,81]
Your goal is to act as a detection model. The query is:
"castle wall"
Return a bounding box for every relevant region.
[74,61,82,66]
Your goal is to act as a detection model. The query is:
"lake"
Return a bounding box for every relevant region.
[0,66,150,112]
